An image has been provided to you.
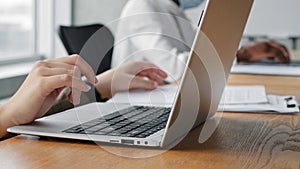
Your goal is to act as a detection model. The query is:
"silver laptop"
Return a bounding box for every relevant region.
[8,0,253,148]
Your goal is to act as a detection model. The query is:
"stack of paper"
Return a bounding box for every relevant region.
[230,61,300,76]
[109,85,300,114]
[108,85,178,106]
[218,86,300,113]
[219,86,268,105]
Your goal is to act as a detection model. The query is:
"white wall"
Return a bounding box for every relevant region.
[73,0,128,33]
[73,0,300,38]
[37,0,55,58]
[72,0,300,50]
[244,0,300,37]
[177,0,300,37]
[73,0,206,34]
[38,0,72,58]
[54,0,72,58]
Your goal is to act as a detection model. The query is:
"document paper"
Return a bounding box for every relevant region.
[218,86,299,113]
[219,85,268,105]
[108,85,178,106]
[109,85,299,113]
[231,64,300,76]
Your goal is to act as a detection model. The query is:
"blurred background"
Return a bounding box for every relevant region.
[0,0,299,101]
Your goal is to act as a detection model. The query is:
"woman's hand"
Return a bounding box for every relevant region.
[236,41,291,63]
[1,55,96,128]
[95,61,168,98]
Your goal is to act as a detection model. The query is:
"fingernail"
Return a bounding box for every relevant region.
[85,85,91,91]
[77,98,81,105]
[74,98,80,105]
[154,82,158,88]
[69,97,73,104]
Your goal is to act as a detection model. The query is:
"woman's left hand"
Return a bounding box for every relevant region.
[95,61,168,98]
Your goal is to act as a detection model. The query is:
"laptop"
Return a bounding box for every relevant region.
[8,0,253,148]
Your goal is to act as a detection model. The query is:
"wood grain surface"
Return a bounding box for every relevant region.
[0,74,299,169]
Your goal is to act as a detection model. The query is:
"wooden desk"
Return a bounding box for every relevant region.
[0,74,300,169]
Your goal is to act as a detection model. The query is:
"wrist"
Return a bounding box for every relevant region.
[0,101,17,137]
[236,47,251,63]
[95,70,113,99]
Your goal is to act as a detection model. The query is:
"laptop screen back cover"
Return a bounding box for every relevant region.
[161,0,254,148]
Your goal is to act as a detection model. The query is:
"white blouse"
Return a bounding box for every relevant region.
[111,0,197,82]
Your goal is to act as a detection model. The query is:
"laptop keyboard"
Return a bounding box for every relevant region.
[63,106,171,138]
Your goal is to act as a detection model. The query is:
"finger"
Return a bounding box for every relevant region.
[38,66,88,96]
[50,55,97,84]
[70,66,82,105]
[39,67,73,77]
[42,75,91,95]
[138,68,168,79]
[268,49,290,63]
[40,61,87,80]
[152,69,168,78]
[269,41,290,57]
[42,60,76,70]
[268,41,291,63]
[255,54,276,60]
[69,89,81,105]
[130,76,158,90]
[146,72,165,85]
[134,61,168,78]
[134,62,158,72]
[255,53,290,64]
[138,70,165,85]
[36,89,62,117]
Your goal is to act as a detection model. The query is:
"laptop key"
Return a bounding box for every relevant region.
[93,130,107,135]
[63,106,171,138]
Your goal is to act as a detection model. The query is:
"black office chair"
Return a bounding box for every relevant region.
[58,24,114,75]
[58,24,114,103]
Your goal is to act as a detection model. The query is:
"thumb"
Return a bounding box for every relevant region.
[36,90,60,118]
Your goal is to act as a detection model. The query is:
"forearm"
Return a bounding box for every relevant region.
[0,102,16,138]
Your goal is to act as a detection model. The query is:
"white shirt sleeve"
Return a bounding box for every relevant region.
[112,0,196,82]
